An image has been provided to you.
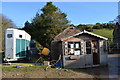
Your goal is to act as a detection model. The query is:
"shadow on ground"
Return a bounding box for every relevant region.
[68,54,120,79]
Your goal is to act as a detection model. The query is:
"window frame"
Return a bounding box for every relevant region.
[66,41,81,55]
[86,40,92,54]
[103,40,108,52]
[7,34,12,38]
[19,35,22,38]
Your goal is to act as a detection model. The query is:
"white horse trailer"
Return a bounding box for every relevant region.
[4,28,31,62]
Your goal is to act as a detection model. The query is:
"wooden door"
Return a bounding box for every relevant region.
[92,40,100,65]
[85,40,93,67]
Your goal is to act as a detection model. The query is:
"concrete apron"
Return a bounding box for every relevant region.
[108,54,120,79]
[77,54,120,79]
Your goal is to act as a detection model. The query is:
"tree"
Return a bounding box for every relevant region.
[106,23,115,29]
[23,2,69,48]
[113,22,120,44]
[0,14,16,51]
[77,24,93,32]
[116,15,120,22]
[93,23,103,29]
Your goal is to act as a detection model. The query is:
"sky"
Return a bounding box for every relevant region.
[1,2,118,28]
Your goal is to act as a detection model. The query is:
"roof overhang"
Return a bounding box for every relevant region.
[61,30,108,41]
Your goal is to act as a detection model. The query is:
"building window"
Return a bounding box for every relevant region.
[7,34,12,38]
[92,40,98,53]
[19,35,22,38]
[103,41,107,52]
[67,42,81,55]
[86,41,91,54]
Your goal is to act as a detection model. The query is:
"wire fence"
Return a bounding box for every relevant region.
[108,43,120,54]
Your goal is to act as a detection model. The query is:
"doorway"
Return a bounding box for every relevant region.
[92,40,100,65]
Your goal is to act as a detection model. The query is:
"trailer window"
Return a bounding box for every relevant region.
[7,34,12,38]
[19,35,22,38]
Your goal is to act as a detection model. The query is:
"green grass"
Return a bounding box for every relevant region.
[2,63,80,73]
[92,29,113,42]
[2,64,48,72]
[2,63,35,67]
[2,63,49,72]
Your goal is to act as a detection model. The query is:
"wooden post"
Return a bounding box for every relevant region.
[62,42,65,68]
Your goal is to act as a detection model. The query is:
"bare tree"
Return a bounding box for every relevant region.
[0,14,16,51]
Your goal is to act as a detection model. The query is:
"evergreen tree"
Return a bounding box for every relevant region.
[113,22,120,44]
[23,2,69,48]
